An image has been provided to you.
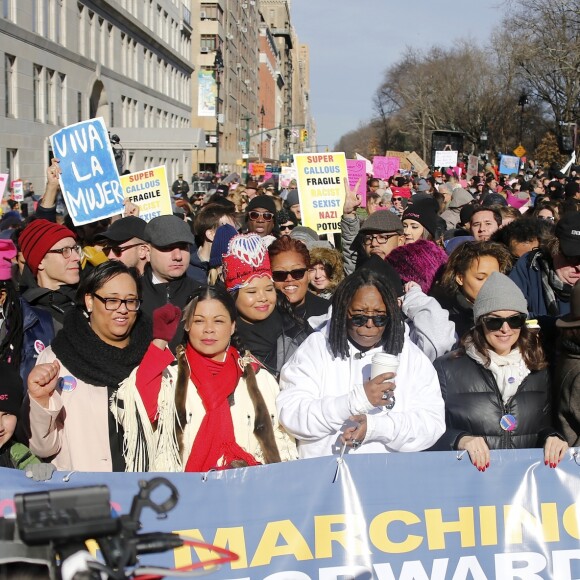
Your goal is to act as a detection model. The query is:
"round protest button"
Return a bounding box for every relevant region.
[500,414,517,432]
[34,340,45,354]
[59,375,77,393]
[508,376,515,384]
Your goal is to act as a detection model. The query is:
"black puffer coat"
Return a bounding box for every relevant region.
[432,350,556,451]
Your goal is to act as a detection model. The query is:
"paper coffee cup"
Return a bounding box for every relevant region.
[371,353,399,380]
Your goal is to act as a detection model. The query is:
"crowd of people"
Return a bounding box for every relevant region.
[1,156,579,477]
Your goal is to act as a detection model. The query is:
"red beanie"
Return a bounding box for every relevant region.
[19,219,76,276]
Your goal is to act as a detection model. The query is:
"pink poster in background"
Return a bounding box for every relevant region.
[373,156,400,180]
[346,159,367,207]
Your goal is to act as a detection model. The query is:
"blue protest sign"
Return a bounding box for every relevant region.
[499,154,521,176]
[2,449,580,578]
[50,117,124,226]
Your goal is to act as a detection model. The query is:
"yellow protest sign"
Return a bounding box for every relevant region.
[120,166,172,222]
[294,152,347,235]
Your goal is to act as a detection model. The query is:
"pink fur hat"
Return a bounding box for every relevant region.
[386,239,448,294]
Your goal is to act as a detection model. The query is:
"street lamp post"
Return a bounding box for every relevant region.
[214,48,224,175]
[259,105,265,162]
[518,93,528,145]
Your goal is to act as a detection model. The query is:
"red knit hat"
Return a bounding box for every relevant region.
[222,233,272,292]
[19,219,77,276]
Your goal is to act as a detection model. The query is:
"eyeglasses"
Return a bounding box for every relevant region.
[482,314,526,331]
[248,210,274,222]
[538,215,555,222]
[46,244,82,259]
[362,233,398,245]
[272,268,308,282]
[279,223,296,231]
[348,312,389,327]
[92,293,142,312]
[102,242,143,257]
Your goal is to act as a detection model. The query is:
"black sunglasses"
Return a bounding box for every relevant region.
[348,313,389,327]
[482,314,526,331]
[248,210,274,222]
[279,223,296,231]
[272,268,308,282]
[102,242,143,257]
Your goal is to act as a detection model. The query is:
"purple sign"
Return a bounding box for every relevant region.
[346,159,367,207]
[373,156,400,180]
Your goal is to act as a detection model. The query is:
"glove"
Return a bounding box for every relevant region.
[25,462,56,482]
[153,304,182,342]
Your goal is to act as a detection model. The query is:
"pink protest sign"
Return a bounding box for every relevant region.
[346,159,367,207]
[373,156,400,180]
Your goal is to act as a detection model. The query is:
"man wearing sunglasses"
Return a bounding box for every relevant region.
[245,195,277,240]
[95,216,149,275]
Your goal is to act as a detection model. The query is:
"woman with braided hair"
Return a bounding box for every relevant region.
[113,284,296,472]
[277,267,445,459]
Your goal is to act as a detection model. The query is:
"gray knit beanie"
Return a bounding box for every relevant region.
[359,210,403,234]
[473,272,528,322]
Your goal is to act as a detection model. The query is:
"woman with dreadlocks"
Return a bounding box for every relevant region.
[277,267,445,458]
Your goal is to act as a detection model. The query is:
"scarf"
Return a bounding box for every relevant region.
[466,344,530,404]
[51,308,152,471]
[534,252,572,316]
[235,307,283,372]
[185,342,259,472]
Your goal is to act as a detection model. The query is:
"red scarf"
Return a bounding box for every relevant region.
[185,343,260,472]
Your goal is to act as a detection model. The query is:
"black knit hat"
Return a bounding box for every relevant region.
[246,195,277,215]
[402,200,438,237]
[0,362,23,417]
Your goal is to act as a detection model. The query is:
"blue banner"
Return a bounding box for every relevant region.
[50,117,124,226]
[2,449,580,579]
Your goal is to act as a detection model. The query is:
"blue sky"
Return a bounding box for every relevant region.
[291,1,506,149]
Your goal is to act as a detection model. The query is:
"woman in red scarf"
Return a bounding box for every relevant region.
[113,285,296,472]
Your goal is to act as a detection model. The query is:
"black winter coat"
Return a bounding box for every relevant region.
[553,338,580,446]
[432,350,556,451]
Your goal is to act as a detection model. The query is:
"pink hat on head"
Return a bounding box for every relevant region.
[0,239,17,281]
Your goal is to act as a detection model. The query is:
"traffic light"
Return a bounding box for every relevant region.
[300,129,308,142]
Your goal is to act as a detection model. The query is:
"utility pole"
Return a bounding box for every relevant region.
[214,48,224,176]
[259,105,265,163]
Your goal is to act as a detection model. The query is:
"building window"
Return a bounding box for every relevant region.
[200,35,218,51]
[77,91,82,122]
[56,73,65,125]
[45,68,55,123]
[2,0,13,20]
[200,3,223,24]
[4,54,15,117]
[33,65,42,121]
[110,101,114,127]
[6,148,17,184]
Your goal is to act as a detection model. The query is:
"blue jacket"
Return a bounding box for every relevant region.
[509,250,571,319]
[20,299,55,387]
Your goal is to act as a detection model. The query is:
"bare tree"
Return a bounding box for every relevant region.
[501,0,580,150]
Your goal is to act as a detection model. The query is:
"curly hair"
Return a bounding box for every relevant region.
[268,235,310,268]
[461,322,547,371]
[328,268,405,360]
[440,241,513,295]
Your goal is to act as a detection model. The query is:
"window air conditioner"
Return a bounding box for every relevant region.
[201,47,210,53]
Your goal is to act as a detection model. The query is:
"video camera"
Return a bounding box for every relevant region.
[1,478,183,580]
